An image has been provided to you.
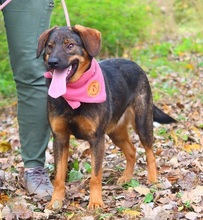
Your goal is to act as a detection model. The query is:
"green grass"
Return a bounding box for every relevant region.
[130,34,203,102]
[0,19,16,101]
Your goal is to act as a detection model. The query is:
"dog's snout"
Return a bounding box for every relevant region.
[48,57,59,67]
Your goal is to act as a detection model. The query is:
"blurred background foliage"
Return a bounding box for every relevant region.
[0,0,203,101]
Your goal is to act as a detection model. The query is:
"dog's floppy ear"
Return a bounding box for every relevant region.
[72,24,102,57]
[36,26,57,58]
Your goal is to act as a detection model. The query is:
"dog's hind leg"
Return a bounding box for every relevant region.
[133,93,158,183]
[108,109,136,185]
[136,124,157,183]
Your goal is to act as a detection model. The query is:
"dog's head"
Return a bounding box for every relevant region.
[37,25,102,82]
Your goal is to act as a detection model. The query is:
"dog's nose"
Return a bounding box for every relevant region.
[48,57,59,67]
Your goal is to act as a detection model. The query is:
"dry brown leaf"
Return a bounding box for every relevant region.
[12,203,32,219]
[141,204,170,220]
[158,178,172,189]
[181,186,203,204]
[134,186,150,195]
[0,193,10,204]
[167,170,181,183]
[155,147,163,156]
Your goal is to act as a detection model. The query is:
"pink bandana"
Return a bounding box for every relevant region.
[44,58,106,109]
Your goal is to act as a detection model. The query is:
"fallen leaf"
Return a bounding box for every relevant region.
[170,130,179,145]
[185,212,198,220]
[66,212,75,219]
[167,170,181,183]
[186,63,194,70]
[159,177,172,189]
[0,193,10,204]
[134,186,150,195]
[158,197,171,204]
[0,141,11,153]
[12,203,32,219]
[144,193,154,203]
[123,209,141,217]
[1,205,12,218]
[33,212,50,219]
[141,204,171,220]
[178,172,198,191]
[81,216,94,220]
[200,136,203,147]
[183,144,201,153]
[181,186,203,204]
[191,204,203,213]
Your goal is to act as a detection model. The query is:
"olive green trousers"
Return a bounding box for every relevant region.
[1,0,54,168]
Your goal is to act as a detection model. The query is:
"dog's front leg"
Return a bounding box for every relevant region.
[47,135,69,210]
[88,136,105,209]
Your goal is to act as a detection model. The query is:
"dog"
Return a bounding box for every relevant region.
[37,25,176,210]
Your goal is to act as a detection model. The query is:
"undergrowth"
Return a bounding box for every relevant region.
[0,0,203,104]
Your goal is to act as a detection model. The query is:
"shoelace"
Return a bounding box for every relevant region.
[26,167,51,192]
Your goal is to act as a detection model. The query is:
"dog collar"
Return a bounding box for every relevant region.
[44,58,106,109]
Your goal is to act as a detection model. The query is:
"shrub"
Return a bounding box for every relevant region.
[51,0,154,57]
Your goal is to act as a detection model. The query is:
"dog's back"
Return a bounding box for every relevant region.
[99,58,152,129]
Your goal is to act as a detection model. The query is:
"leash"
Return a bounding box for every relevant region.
[61,0,71,27]
[0,0,12,10]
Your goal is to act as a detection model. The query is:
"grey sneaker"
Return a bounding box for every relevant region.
[24,166,54,200]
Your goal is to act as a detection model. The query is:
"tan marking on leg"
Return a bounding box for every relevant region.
[108,109,136,184]
[144,146,157,183]
[87,148,104,209]
[47,116,70,210]
[47,145,69,210]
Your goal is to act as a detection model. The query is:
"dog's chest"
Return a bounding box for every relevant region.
[65,112,100,140]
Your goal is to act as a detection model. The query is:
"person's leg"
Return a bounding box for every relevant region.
[1,0,54,199]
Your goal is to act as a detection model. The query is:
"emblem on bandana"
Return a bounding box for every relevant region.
[88,80,100,97]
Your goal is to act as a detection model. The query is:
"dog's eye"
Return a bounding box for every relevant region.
[47,43,53,49]
[67,43,74,49]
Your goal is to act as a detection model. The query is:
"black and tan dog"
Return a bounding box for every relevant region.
[37,25,176,210]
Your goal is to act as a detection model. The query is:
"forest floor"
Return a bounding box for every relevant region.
[0,39,203,219]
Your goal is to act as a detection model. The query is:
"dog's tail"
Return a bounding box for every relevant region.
[153,105,177,124]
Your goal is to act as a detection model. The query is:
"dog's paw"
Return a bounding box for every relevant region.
[117,175,132,185]
[147,177,158,184]
[46,199,63,211]
[87,200,105,210]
